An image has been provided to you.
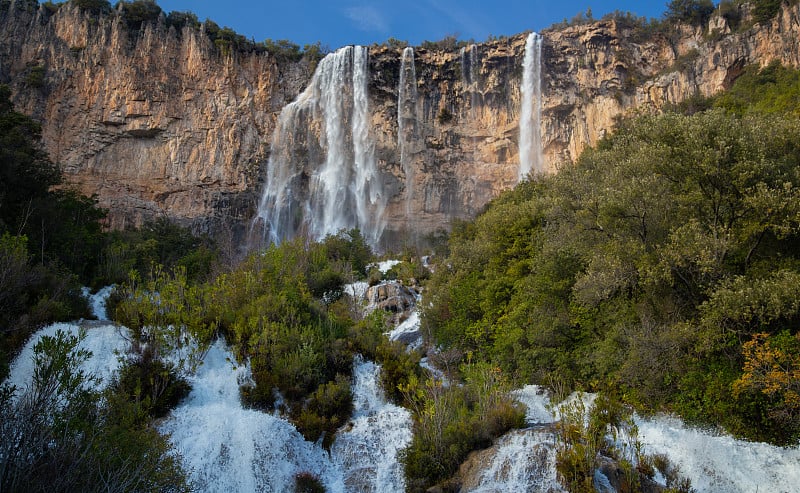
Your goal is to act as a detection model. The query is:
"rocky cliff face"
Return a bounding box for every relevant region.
[0,1,311,236]
[1,1,798,245]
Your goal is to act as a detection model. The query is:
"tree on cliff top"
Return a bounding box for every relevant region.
[665,0,715,26]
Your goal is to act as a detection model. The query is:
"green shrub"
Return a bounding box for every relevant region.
[399,363,525,490]
[752,0,783,24]
[664,0,715,26]
[292,375,353,448]
[0,329,190,492]
[117,0,162,31]
[112,348,191,419]
[165,11,199,32]
[70,0,111,14]
[25,65,45,88]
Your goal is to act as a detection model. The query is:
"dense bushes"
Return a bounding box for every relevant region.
[113,230,386,445]
[423,67,800,444]
[0,86,97,376]
[116,0,161,30]
[0,329,189,493]
[554,392,692,492]
[399,363,525,491]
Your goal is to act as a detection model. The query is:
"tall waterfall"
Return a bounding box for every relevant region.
[251,45,386,248]
[398,46,418,219]
[461,44,480,122]
[519,32,543,181]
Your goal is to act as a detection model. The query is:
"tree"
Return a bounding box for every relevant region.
[665,0,715,26]
[734,331,800,443]
[0,85,60,234]
[0,329,189,492]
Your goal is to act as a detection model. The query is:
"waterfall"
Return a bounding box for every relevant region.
[331,357,412,492]
[519,32,543,181]
[8,319,800,492]
[461,44,480,122]
[160,341,346,492]
[398,46,418,220]
[251,45,386,248]
[465,430,563,493]
[157,342,411,493]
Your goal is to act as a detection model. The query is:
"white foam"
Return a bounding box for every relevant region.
[6,322,130,394]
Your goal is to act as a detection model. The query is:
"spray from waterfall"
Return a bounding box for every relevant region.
[250,45,386,248]
[398,46,418,221]
[519,32,543,181]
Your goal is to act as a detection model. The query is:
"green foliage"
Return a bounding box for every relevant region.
[385,37,409,49]
[714,62,800,116]
[320,228,373,280]
[113,231,378,444]
[292,374,353,448]
[41,1,61,15]
[423,103,800,443]
[97,218,215,286]
[399,363,525,490]
[554,392,692,492]
[717,0,743,29]
[25,64,45,88]
[69,0,111,14]
[261,38,303,62]
[420,34,469,52]
[117,0,162,31]
[665,0,715,26]
[115,265,217,373]
[165,10,200,32]
[752,0,784,24]
[112,347,191,419]
[0,329,189,492]
[0,85,60,231]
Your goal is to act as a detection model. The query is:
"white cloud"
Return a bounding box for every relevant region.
[344,5,389,33]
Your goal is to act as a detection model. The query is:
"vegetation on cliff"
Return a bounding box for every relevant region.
[423,63,800,446]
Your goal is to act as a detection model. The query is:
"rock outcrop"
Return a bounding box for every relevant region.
[0,1,312,236]
[1,1,798,245]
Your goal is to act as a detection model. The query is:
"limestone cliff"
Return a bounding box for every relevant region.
[0,1,312,236]
[1,1,798,244]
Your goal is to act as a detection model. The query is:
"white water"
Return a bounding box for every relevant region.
[160,340,345,492]
[466,430,563,493]
[461,44,480,122]
[331,357,413,492]
[81,285,115,320]
[252,45,386,248]
[519,32,543,180]
[398,46,418,220]
[636,416,800,493]
[5,322,130,394]
[160,341,412,493]
[473,385,800,493]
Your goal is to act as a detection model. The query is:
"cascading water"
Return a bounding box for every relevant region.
[636,416,800,492]
[160,341,345,492]
[331,357,412,492]
[461,44,480,122]
[251,45,386,248]
[398,46,418,219]
[160,344,412,493]
[471,386,800,493]
[8,292,800,493]
[519,32,543,181]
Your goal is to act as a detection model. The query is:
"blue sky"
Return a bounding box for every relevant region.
[154,1,670,49]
